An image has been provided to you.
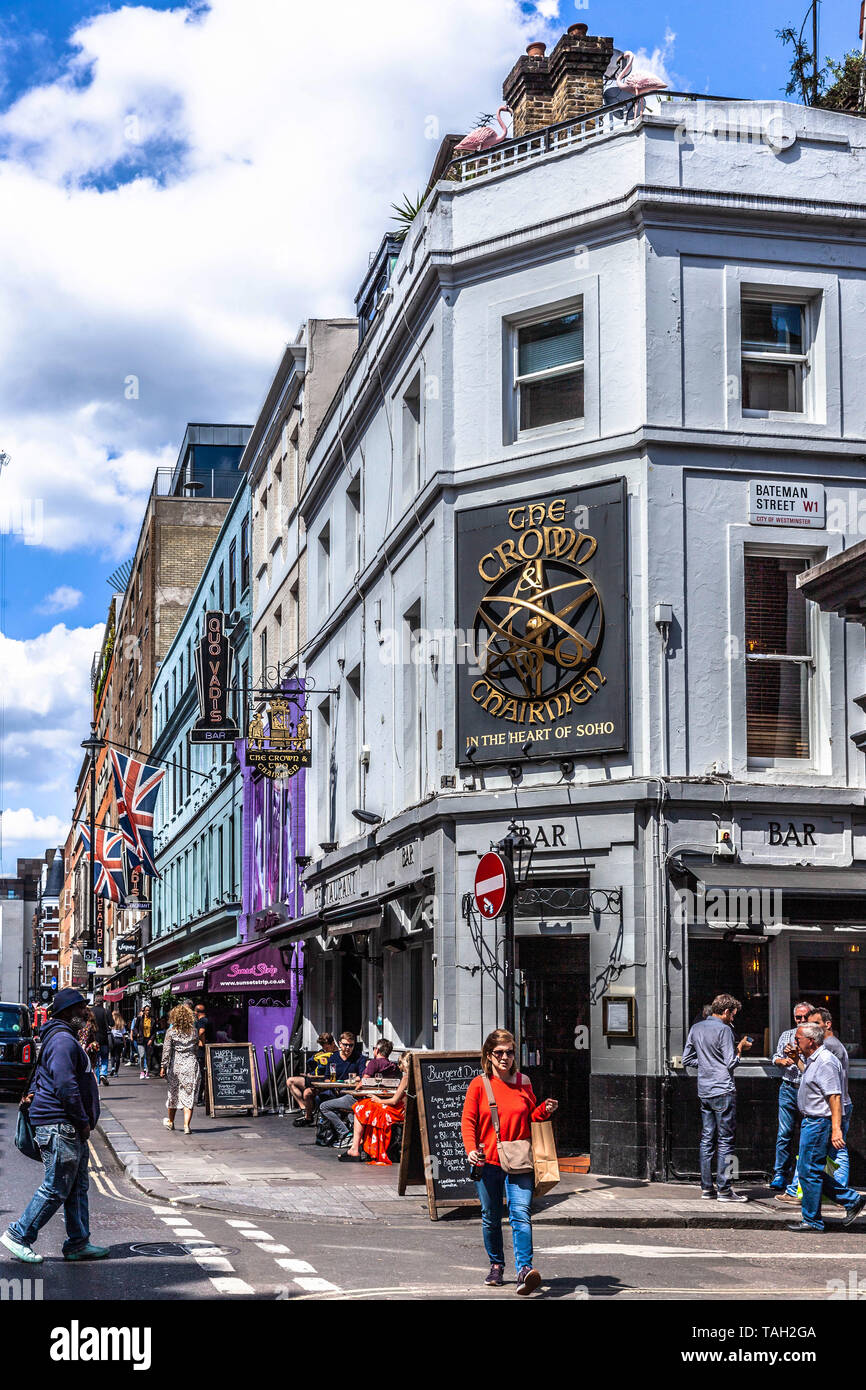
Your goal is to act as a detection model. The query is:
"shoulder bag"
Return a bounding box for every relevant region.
[15,1056,44,1162]
[481,1074,534,1173]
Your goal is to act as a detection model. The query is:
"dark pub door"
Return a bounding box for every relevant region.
[517,937,590,1155]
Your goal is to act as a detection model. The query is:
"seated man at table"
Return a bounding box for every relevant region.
[290,1032,336,1128]
[315,1033,372,1146]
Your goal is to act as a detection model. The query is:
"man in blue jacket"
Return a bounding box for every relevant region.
[2,989,108,1264]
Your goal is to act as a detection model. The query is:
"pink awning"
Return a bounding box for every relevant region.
[103,988,125,1002]
[208,942,291,992]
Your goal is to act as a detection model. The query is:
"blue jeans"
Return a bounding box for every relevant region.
[96,1045,109,1082]
[7,1123,91,1254]
[475,1164,534,1270]
[797,1115,861,1231]
[772,1083,800,1187]
[699,1091,737,1193]
[787,1103,853,1197]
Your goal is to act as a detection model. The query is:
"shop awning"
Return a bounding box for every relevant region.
[171,971,207,995]
[326,910,383,940]
[207,942,292,991]
[265,910,326,945]
[691,864,866,895]
[103,987,125,1002]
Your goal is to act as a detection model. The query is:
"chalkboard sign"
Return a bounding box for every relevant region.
[398,1051,482,1220]
[205,1043,259,1116]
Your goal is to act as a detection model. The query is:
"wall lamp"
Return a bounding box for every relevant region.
[353,808,383,826]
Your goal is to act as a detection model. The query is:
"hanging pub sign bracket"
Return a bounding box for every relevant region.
[190,610,240,744]
[242,685,311,781]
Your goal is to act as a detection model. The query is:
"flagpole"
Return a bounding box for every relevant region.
[81,723,106,961]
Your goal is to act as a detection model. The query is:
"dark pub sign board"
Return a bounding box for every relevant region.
[455,479,628,766]
[205,1043,259,1117]
[191,610,240,744]
[398,1052,482,1221]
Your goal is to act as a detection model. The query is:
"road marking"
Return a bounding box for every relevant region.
[256,1243,292,1255]
[536,1243,866,1259]
[160,1217,193,1228]
[87,1141,103,1169]
[293,1276,340,1291]
[225,1219,256,1228]
[151,1206,179,1214]
[209,1276,256,1295]
[195,1257,235,1273]
[238,1229,272,1240]
[275,1258,316,1273]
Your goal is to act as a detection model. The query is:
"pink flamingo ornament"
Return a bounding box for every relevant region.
[614,51,668,115]
[454,104,511,155]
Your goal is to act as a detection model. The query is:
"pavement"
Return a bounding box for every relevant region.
[95,1068,825,1229]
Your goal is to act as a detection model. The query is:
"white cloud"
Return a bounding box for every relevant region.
[0,0,548,554]
[38,585,83,613]
[632,28,681,90]
[0,621,102,868]
[1,807,69,844]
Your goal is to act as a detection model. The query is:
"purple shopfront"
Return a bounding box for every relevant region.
[239,737,306,1074]
[170,717,306,1086]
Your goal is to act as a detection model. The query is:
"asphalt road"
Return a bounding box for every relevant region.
[3,1100,866,1302]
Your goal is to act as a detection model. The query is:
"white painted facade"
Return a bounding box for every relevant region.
[291,97,866,1175]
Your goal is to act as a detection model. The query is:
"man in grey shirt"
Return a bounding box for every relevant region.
[785,1022,865,1233]
[808,1007,853,1187]
[682,992,752,1202]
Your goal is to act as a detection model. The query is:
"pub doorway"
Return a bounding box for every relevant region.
[517,937,590,1155]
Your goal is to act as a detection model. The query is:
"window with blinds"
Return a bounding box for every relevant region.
[741,298,808,414]
[745,554,812,761]
[515,310,584,431]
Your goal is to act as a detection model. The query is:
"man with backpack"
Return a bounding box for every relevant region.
[2,989,108,1264]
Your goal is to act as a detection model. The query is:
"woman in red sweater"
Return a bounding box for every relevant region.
[461,1028,558,1295]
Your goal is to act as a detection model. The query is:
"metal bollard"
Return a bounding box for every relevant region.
[265,1045,278,1114]
[281,1048,292,1116]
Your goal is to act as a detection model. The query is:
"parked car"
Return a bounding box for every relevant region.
[0,1002,34,1097]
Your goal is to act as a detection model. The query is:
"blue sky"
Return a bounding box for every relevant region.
[0,0,861,868]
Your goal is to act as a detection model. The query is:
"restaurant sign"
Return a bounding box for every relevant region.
[456,480,628,765]
[190,610,240,743]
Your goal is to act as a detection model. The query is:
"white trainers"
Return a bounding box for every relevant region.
[162,1118,174,1130]
[1,1232,43,1264]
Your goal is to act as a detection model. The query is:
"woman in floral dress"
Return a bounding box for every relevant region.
[159,1003,201,1133]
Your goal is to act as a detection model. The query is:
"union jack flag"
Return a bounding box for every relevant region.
[110,749,166,878]
[78,824,126,903]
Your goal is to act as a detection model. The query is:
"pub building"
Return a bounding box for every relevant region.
[272,29,866,1177]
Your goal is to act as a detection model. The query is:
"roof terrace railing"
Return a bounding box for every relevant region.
[446,91,742,184]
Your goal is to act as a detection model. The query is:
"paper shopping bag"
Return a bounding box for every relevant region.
[531,1119,560,1198]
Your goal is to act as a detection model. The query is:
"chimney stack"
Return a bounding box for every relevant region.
[503,25,615,136]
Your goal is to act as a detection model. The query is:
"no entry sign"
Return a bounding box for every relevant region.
[474,851,514,920]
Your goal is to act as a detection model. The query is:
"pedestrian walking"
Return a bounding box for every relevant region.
[193,1002,213,1107]
[460,1028,558,1296]
[785,1022,866,1233]
[681,992,752,1201]
[770,1000,813,1202]
[807,1008,854,1182]
[108,1012,126,1076]
[159,1003,201,1134]
[90,994,111,1087]
[132,1005,153,1078]
[1,989,108,1265]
